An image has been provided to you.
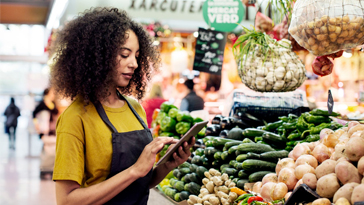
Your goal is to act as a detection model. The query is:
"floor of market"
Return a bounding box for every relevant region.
[0,115,174,205]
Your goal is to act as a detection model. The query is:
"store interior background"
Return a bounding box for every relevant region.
[1,0,364,204]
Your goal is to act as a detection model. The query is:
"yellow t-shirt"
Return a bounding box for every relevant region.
[52,96,147,187]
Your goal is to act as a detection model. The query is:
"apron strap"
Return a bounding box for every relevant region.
[94,101,118,133]
[116,90,149,130]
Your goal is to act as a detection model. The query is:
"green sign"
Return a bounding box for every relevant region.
[202,0,245,32]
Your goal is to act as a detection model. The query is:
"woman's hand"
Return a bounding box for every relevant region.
[132,137,178,178]
[163,136,196,171]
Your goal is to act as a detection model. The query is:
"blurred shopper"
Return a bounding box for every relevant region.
[142,83,167,128]
[50,7,194,205]
[32,87,59,179]
[180,79,205,112]
[3,97,21,149]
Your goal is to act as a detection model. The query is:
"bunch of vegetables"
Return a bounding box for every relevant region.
[152,101,206,157]
[248,120,364,205]
[233,28,306,92]
[289,0,364,56]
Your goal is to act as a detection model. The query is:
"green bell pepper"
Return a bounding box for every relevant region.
[159,132,175,137]
[197,127,206,138]
[160,116,177,132]
[193,117,204,124]
[160,101,178,113]
[306,134,320,142]
[296,113,314,133]
[168,108,179,119]
[175,121,191,135]
[156,112,167,125]
[305,114,331,124]
[263,120,283,131]
[309,108,341,117]
[176,112,193,123]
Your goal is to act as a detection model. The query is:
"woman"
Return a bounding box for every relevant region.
[141,83,167,128]
[51,7,194,205]
[4,97,21,149]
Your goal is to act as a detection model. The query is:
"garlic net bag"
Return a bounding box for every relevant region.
[288,0,364,56]
[237,39,306,92]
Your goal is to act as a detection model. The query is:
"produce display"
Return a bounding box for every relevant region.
[289,0,364,57]
[233,28,306,92]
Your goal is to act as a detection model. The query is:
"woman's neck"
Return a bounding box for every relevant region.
[101,88,125,108]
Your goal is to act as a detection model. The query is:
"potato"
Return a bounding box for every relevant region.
[316,173,341,198]
[335,197,351,205]
[332,144,346,160]
[335,161,361,184]
[351,184,364,203]
[315,159,336,179]
[357,156,364,175]
[336,157,349,165]
[312,198,331,205]
[302,173,317,189]
[344,136,364,161]
[333,182,360,203]
[348,124,364,136]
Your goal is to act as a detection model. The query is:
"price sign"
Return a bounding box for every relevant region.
[193,27,227,75]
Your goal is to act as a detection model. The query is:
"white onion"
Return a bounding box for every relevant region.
[276,158,296,175]
[278,167,298,190]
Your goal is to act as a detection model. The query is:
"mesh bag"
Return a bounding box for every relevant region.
[237,39,307,92]
[289,0,364,56]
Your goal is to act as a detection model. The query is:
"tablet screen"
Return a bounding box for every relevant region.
[155,120,208,167]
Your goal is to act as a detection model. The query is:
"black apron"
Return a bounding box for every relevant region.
[95,94,153,205]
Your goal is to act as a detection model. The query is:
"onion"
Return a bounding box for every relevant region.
[292,143,311,160]
[351,131,362,139]
[320,128,334,142]
[284,192,292,201]
[322,133,339,148]
[262,173,278,185]
[253,182,263,193]
[295,154,318,168]
[278,167,298,190]
[276,158,296,175]
[294,179,304,190]
[302,173,317,189]
[295,163,315,180]
[348,121,360,130]
[312,143,331,163]
[288,151,294,159]
[301,142,315,151]
[260,182,276,201]
[271,182,288,201]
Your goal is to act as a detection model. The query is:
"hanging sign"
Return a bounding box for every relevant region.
[328,90,334,114]
[202,0,245,32]
[193,27,227,75]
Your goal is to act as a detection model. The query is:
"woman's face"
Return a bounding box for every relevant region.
[114,30,139,88]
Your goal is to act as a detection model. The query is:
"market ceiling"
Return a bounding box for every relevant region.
[0,0,52,25]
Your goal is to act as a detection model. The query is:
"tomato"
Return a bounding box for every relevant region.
[248,196,264,204]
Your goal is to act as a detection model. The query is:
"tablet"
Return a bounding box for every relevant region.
[156,120,208,167]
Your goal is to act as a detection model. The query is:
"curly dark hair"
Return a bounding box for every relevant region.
[50,7,160,105]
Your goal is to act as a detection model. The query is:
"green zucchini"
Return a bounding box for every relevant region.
[189,164,199,172]
[204,147,219,159]
[214,151,223,160]
[179,167,191,175]
[184,182,200,195]
[173,181,185,192]
[237,143,275,154]
[212,159,222,169]
[178,161,191,169]
[169,178,178,186]
[242,128,267,138]
[221,151,230,161]
[164,187,177,199]
[236,154,248,162]
[202,136,216,143]
[194,148,205,156]
[224,141,242,150]
[179,191,190,200]
[229,160,238,167]
[212,137,241,148]
[184,173,200,184]
[191,155,203,165]
[204,140,214,147]
[238,170,250,179]
[221,167,238,177]
[173,169,182,179]
[234,162,243,170]
[220,164,231,171]
[246,152,260,159]
[196,166,208,179]
[262,132,287,143]
[242,138,255,143]
[237,179,250,189]
[242,159,277,172]
[260,150,289,162]
[228,145,239,155]
[174,193,181,202]
[248,171,275,182]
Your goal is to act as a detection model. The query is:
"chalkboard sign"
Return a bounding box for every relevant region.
[193,27,227,75]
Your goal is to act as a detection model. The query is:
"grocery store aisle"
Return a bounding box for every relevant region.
[0,116,173,205]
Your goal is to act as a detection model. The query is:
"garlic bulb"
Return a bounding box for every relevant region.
[266,72,276,84]
[275,66,286,80]
[256,67,268,77]
[273,80,286,91]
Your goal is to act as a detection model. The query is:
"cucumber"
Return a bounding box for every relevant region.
[234,162,243,170]
[229,160,238,167]
[260,150,289,162]
[173,181,185,192]
[242,128,267,138]
[242,159,277,172]
[169,178,178,186]
[236,154,248,162]
[178,161,191,169]
[237,143,275,154]
[238,170,250,179]
[179,167,191,175]
[227,127,244,140]
[242,138,255,143]
[164,187,177,199]
[221,167,238,177]
[212,159,222,169]
[248,171,275,182]
[184,182,200,195]
[179,191,190,200]
[220,164,231,171]
[262,132,287,143]
[191,155,203,165]
[232,178,240,184]
[237,179,250,189]
[194,148,205,156]
[196,166,208,179]
[221,151,230,161]
[246,152,260,159]
[214,151,223,160]
[184,173,200,184]
[204,147,219,159]
[189,164,199,172]
[212,137,240,148]
[173,169,182,179]
[202,136,216,143]
[174,193,181,202]
[228,145,239,155]
[204,140,214,147]
[224,141,242,150]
